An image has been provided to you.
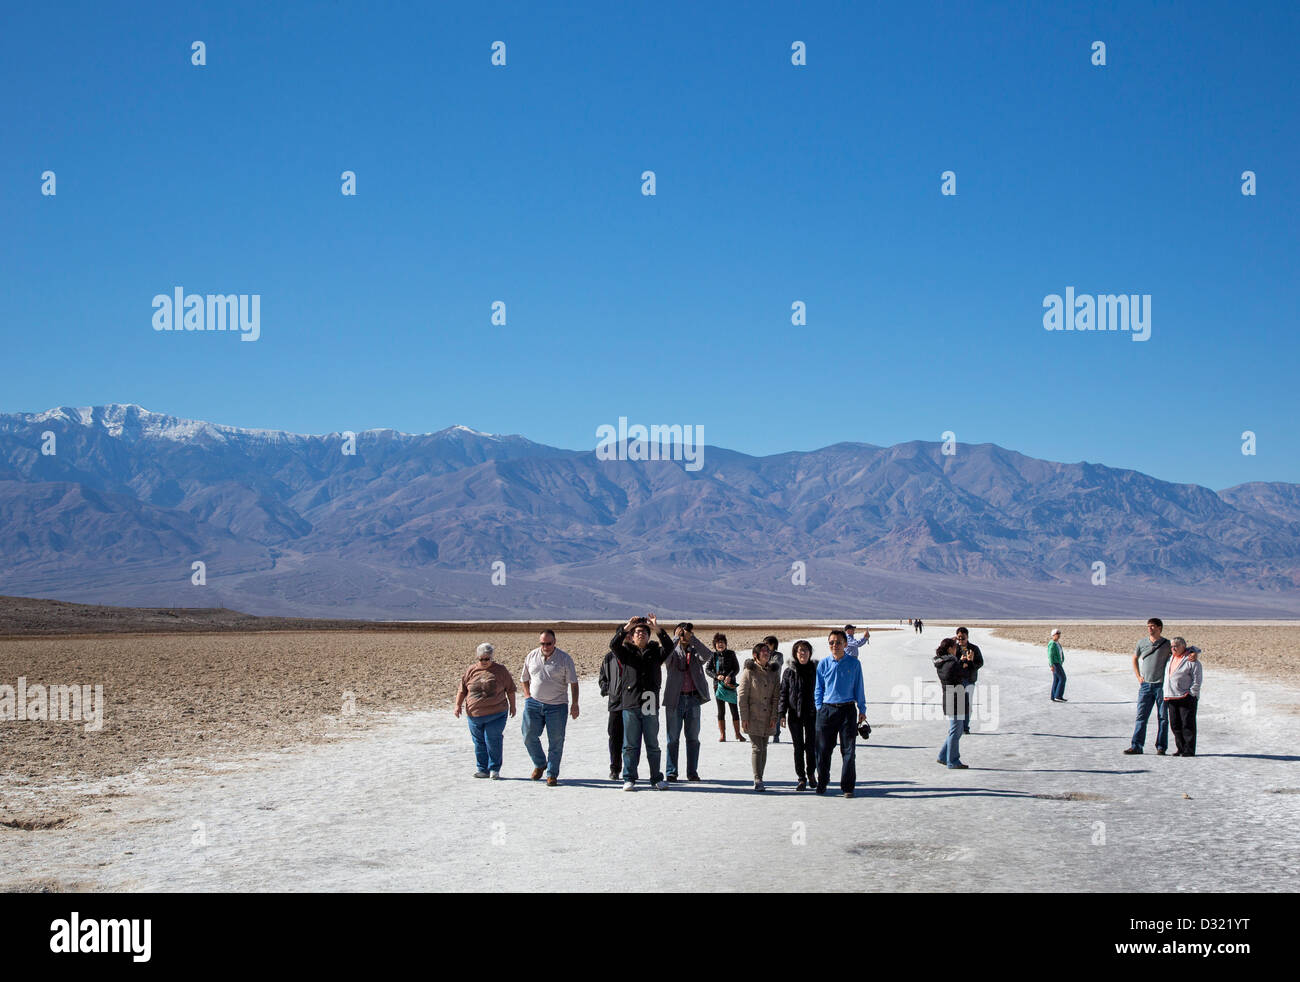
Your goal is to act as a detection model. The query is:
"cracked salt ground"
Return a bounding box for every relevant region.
[2,627,1297,892]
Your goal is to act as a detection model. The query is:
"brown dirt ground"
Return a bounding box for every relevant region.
[0,624,838,823]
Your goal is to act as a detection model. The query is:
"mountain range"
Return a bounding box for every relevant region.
[1,404,1297,619]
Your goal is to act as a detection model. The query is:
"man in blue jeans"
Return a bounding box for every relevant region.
[1125,618,1172,755]
[609,614,675,790]
[663,623,711,781]
[813,630,867,797]
[520,630,580,785]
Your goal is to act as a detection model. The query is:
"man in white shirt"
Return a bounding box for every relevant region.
[520,629,580,786]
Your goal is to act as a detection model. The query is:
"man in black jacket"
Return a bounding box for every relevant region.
[779,640,818,790]
[954,627,985,734]
[609,614,675,790]
[598,649,624,781]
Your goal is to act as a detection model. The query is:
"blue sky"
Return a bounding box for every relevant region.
[2,0,1297,489]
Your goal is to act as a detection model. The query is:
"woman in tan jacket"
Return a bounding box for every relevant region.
[738,641,782,791]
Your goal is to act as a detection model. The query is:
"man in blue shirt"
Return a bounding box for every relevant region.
[814,630,867,797]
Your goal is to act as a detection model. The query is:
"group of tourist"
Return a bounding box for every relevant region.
[452,616,1207,792]
[1040,618,1202,755]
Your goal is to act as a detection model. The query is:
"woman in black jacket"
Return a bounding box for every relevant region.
[705,633,744,742]
[779,640,818,789]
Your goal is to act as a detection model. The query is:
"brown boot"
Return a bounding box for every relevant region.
[734,722,745,742]
[717,720,726,742]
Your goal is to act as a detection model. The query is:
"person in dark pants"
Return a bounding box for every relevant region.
[705,633,744,741]
[598,647,624,780]
[780,639,818,790]
[1163,637,1203,756]
[954,627,984,734]
[763,636,784,743]
[813,630,867,797]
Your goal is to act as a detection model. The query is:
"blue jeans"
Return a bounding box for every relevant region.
[938,714,964,767]
[962,683,975,732]
[520,698,568,777]
[621,708,663,783]
[1050,664,1067,700]
[467,710,507,772]
[1130,682,1168,752]
[665,693,702,777]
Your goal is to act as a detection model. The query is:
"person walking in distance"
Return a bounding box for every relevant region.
[780,640,818,790]
[1048,629,1067,702]
[609,614,674,790]
[663,622,711,782]
[519,629,580,786]
[813,630,867,797]
[738,641,781,791]
[1163,637,1203,757]
[706,633,744,742]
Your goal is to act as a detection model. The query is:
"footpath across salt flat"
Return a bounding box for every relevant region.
[4,625,1298,892]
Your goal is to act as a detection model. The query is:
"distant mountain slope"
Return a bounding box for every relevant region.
[1,404,1297,617]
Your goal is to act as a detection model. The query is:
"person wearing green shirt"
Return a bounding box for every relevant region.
[1048,629,1067,702]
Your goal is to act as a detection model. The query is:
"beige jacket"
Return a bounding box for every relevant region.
[738,658,781,735]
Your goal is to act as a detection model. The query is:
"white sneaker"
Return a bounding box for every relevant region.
[489,771,501,780]
[622,780,636,791]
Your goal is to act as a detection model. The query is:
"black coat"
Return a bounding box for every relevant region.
[598,650,622,711]
[957,641,985,682]
[779,658,819,721]
[704,648,741,693]
[609,626,674,714]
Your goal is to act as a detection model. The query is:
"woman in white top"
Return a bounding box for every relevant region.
[1163,637,1203,757]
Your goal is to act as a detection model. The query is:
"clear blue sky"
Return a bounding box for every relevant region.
[3,1,1297,489]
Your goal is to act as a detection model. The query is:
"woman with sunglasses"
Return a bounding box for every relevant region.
[454,642,518,779]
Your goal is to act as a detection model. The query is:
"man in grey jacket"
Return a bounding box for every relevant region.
[664,623,711,782]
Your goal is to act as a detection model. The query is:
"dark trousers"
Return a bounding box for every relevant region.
[606,710,623,772]
[1167,696,1197,755]
[815,703,857,793]
[788,714,817,782]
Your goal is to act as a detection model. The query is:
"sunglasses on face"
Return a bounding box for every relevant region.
[540,641,556,647]
[478,657,492,662]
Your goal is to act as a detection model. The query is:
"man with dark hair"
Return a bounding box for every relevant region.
[953,627,984,734]
[609,614,674,789]
[1125,617,1174,755]
[813,629,867,797]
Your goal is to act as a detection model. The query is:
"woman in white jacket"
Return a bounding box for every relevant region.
[1163,637,1203,757]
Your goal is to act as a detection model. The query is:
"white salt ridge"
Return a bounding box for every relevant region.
[2,626,1297,891]
[22,404,498,443]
